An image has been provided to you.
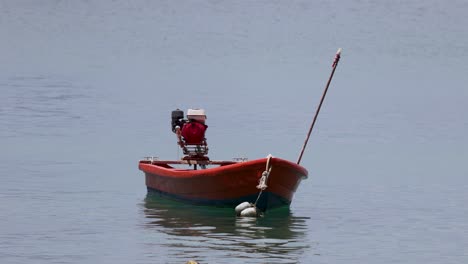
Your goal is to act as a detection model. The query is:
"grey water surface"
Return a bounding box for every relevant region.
[1,1,467,263]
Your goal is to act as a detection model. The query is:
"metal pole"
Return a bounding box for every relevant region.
[297,48,342,164]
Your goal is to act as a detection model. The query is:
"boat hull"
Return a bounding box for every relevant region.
[138,157,308,211]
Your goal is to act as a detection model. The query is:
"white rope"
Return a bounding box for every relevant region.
[256,154,273,190]
[254,154,273,206]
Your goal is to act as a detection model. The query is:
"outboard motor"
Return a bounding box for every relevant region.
[171,109,186,133]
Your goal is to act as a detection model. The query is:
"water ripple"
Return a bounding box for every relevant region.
[140,194,311,263]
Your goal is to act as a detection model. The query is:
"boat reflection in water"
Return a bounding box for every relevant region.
[141,193,312,263]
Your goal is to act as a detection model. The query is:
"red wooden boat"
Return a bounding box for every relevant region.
[139,50,343,212]
[138,108,308,211]
[138,156,308,211]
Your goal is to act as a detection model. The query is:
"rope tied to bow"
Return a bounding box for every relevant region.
[254,154,273,206]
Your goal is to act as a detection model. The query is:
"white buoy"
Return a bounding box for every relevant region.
[235,202,252,215]
[240,207,258,217]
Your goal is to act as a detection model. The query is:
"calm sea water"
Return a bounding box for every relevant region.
[1,1,467,263]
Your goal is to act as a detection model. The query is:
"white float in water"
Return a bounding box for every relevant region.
[235,202,251,215]
[235,202,259,217]
[240,206,258,217]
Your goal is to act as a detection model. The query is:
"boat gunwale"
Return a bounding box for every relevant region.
[139,157,308,179]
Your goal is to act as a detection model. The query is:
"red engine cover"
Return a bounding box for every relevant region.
[181,122,207,144]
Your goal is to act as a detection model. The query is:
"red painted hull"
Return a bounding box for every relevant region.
[138,157,308,211]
